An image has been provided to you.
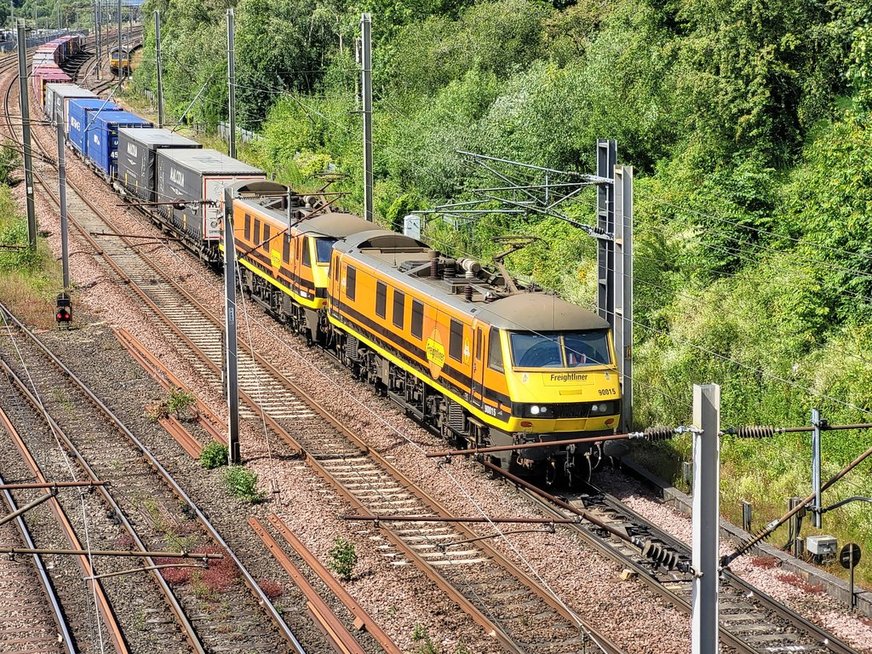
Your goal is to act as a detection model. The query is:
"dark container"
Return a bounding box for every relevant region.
[155,148,264,243]
[116,128,201,203]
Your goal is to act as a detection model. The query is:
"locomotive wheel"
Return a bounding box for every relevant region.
[567,454,592,489]
[544,459,559,486]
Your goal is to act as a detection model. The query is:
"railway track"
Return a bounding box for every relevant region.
[0,41,627,653]
[0,478,73,654]
[0,304,307,654]
[484,463,861,654]
[1,47,409,654]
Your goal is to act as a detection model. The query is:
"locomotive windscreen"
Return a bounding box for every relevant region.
[509,330,611,368]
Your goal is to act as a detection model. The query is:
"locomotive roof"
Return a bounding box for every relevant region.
[297,212,374,238]
[336,230,609,332]
[474,293,610,331]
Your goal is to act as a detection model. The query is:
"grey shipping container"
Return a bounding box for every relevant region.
[155,148,264,243]
[116,128,201,203]
[46,83,97,127]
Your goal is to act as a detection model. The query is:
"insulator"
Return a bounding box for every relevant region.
[643,427,675,441]
[729,425,775,439]
[641,540,680,571]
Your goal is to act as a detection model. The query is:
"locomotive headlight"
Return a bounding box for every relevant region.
[530,405,541,416]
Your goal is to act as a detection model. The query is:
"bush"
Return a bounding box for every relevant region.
[166,388,196,419]
[223,466,265,503]
[199,441,228,469]
[327,537,357,581]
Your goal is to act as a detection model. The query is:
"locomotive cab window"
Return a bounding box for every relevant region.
[488,327,504,372]
[449,319,463,361]
[244,214,251,241]
[393,291,405,329]
[282,233,290,263]
[509,330,612,369]
[302,236,311,267]
[253,218,261,244]
[333,255,340,280]
[346,266,356,301]
[376,282,387,318]
[262,224,271,252]
[411,300,424,339]
[316,238,335,264]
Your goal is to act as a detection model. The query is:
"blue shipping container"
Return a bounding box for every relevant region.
[67,99,121,155]
[86,111,152,178]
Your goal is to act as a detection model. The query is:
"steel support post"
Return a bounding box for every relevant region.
[94,2,101,81]
[226,8,236,158]
[596,139,616,324]
[613,165,633,430]
[223,196,240,464]
[360,13,373,221]
[154,10,163,128]
[17,22,36,250]
[812,407,822,529]
[57,116,69,290]
[116,0,121,78]
[692,383,720,654]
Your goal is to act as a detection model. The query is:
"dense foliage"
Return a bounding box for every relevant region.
[130,0,872,565]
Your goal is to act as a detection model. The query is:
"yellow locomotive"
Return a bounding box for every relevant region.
[224,181,621,484]
[109,47,130,74]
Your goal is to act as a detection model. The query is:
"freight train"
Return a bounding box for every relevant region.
[38,70,623,485]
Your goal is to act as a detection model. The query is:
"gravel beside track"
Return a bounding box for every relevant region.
[0,520,66,654]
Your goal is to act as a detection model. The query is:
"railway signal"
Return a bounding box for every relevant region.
[55,292,72,325]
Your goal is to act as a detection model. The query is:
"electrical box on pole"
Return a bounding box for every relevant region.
[360,13,373,222]
[692,383,720,654]
[17,22,36,251]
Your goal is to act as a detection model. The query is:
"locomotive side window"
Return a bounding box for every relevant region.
[475,328,482,360]
[411,300,424,339]
[282,233,290,263]
[302,237,311,267]
[393,291,405,329]
[253,218,261,244]
[262,224,271,251]
[334,255,340,281]
[488,327,504,372]
[449,319,463,361]
[376,281,387,318]
[244,213,251,241]
[346,266,356,301]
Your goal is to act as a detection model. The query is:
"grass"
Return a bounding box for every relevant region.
[0,183,64,330]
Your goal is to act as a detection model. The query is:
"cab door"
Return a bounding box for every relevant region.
[471,322,485,407]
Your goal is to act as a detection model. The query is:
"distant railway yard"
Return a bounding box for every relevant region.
[1,24,872,654]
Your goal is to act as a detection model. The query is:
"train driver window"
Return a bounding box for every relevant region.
[449,319,463,361]
[487,327,504,372]
[346,266,356,301]
[376,282,387,318]
[302,237,311,267]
